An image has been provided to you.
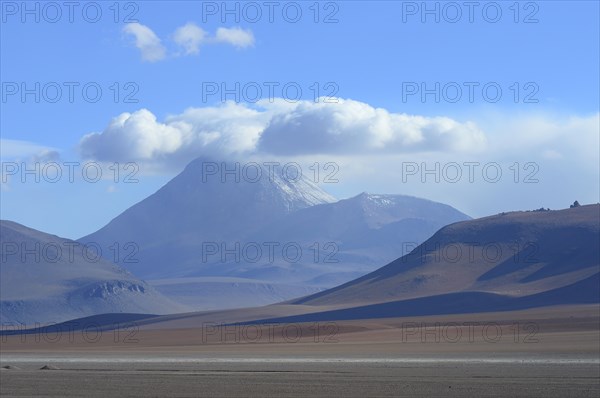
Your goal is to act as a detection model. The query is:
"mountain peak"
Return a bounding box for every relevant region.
[176,157,336,212]
[79,157,337,277]
[354,192,397,206]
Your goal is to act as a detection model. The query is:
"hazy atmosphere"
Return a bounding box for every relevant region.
[1,1,599,397]
[2,1,599,238]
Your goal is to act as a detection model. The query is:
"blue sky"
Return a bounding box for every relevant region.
[1,1,599,239]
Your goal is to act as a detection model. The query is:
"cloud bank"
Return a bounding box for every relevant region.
[258,100,486,155]
[0,139,60,162]
[78,98,487,168]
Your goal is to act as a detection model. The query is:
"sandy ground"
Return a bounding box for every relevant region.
[1,358,599,398]
[1,305,599,397]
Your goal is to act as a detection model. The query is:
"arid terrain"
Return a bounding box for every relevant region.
[2,2,598,396]
[2,305,598,397]
[2,206,599,397]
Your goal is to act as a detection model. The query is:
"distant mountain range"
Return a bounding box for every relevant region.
[0,220,186,324]
[249,204,600,323]
[4,201,597,327]
[79,157,470,310]
[79,158,337,280]
[22,204,598,331]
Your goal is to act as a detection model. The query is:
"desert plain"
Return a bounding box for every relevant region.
[1,304,598,397]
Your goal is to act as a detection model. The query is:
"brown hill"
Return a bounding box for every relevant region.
[292,204,600,307]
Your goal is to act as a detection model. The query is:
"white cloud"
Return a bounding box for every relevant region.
[0,139,61,191]
[173,23,206,55]
[215,27,255,48]
[78,98,487,169]
[79,109,188,163]
[123,23,166,62]
[123,23,254,61]
[0,139,59,161]
[258,99,486,155]
[481,112,600,169]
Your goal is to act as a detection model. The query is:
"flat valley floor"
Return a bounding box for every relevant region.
[1,357,599,398]
[1,305,599,397]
